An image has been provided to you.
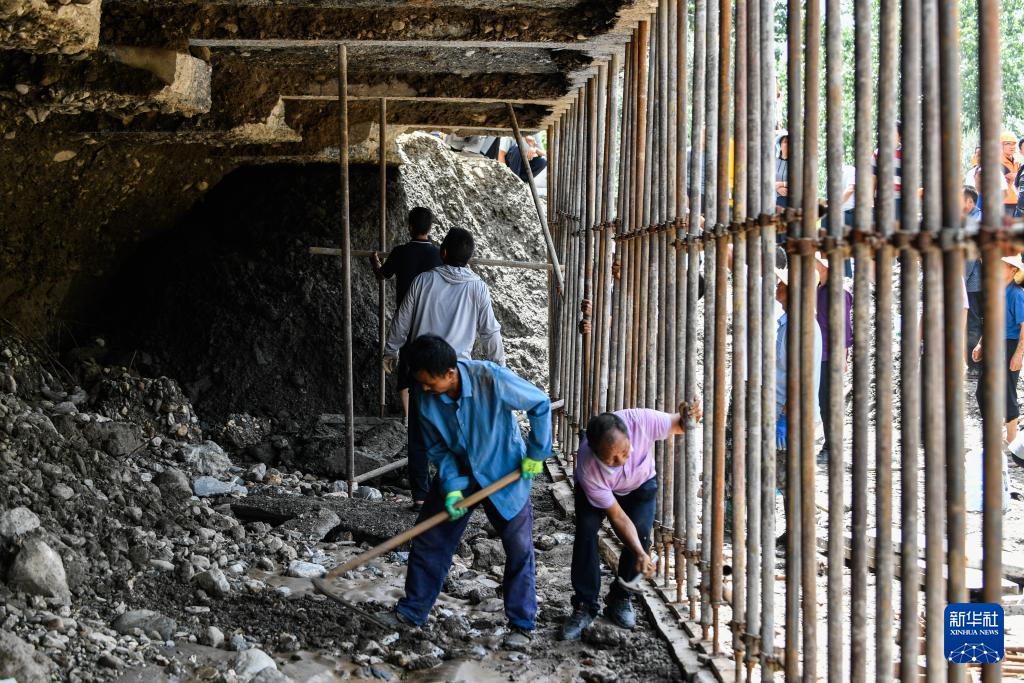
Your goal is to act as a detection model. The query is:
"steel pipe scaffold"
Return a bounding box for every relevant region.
[541,0,1007,679]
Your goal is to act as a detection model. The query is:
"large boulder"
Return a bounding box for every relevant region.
[0,630,56,683]
[8,537,71,603]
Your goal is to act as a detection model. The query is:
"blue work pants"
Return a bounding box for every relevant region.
[397,480,537,630]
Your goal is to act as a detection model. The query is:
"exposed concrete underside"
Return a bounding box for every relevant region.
[2,0,652,141]
[0,0,650,337]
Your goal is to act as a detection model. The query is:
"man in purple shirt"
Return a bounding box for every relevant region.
[561,404,701,641]
[814,253,853,461]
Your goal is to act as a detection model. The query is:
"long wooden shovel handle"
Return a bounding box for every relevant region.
[319,470,522,581]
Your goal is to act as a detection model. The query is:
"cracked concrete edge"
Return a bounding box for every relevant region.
[106,47,213,115]
[543,456,725,683]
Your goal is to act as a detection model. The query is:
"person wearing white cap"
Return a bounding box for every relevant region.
[971,253,1024,443]
[774,267,824,458]
[813,253,853,462]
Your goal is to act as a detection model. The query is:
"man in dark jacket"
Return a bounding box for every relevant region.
[371,207,444,463]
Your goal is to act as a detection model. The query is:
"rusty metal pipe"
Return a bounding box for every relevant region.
[377,97,387,420]
[978,0,1004,680]
[336,45,357,495]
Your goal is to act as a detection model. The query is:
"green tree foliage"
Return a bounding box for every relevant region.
[961,0,1024,137]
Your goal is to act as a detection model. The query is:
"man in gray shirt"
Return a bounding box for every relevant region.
[384,227,505,508]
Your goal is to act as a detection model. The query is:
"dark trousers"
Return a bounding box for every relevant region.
[975,341,1023,424]
[406,390,431,501]
[967,290,984,368]
[570,477,657,614]
[397,480,537,630]
[819,361,834,451]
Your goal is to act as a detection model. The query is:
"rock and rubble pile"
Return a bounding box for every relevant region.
[98,133,550,432]
[0,332,678,682]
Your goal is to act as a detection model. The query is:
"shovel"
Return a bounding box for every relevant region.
[312,470,522,626]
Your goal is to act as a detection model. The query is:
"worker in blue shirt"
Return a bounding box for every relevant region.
[391,334,551,648]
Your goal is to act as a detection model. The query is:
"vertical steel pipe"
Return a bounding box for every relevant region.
[744,0,762,670]
[921,0,948,679]
[875,0,898,676]
[824,0,845,677]
[899,0,921,680]
[939,0,966,679]
[731,0,748,672]
[800,0,822,673]
[784,0,803,674]
[701,0,719,642]
[672,0,689,606]
[978,1,1004,681]
[759,0,777,672]
[850,0,873,676]
[378,98,387,419]
[663,0,679,589]
[601,55,620,416]
[898,227,922,683]
[686,0,706,619]
[336,45,356,494]
[581,79,597,429]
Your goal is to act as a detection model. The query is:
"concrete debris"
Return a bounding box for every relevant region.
[352,485,383,501]
[0,506,41,538]
[246,462,267,482]
[278,507,340,542]
[112,609,177,641]
[182,440,233,475]
[193,475,247,497]
[286,560,326,579]
[251,667,295,683]
[233,647,276,679]
[8,537,71,604]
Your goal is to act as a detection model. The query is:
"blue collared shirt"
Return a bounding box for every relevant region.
[415,360,552,520]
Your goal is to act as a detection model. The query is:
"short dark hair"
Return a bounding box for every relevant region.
[406,335,457,377]
[963,186,979,204]
[408,207,433,236]
[440,228,475,267]
[586,413,628,454]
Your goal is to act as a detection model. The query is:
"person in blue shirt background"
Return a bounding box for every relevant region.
[971,254,1024,443]
[391,335,551,648]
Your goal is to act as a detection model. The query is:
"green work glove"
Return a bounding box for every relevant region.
[521,457,545,480]
[444,491,467,521]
